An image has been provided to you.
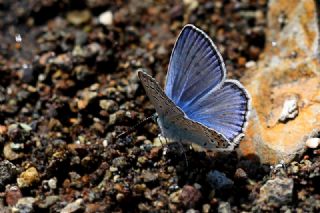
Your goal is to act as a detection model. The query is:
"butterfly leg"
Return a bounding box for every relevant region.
[177,140,189,168]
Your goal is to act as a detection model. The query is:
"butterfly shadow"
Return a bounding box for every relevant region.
[163,143,270,206]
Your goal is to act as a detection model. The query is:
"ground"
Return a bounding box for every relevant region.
[0,0,319,212]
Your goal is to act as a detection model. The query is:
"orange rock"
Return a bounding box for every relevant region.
[238,0,320,164]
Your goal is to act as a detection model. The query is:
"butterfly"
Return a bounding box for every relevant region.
[138,24,250,151]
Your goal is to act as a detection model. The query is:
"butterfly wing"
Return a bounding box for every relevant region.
[184,79,250,145]
[138,70,231,149]
[165,24,226,110]
[138,70,184,119]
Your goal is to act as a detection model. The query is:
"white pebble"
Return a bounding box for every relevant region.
[305,138,320,149]
[48,177,57,189]
[102,139,108,147]
[99,11,113,26]
[279,98,298,122]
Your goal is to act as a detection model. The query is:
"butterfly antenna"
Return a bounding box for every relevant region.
[116,113,158,139]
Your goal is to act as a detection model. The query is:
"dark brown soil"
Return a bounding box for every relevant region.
[0,0,319,212]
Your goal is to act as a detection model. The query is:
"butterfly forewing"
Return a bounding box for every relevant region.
[165,24,226,110]
[138,70,183,119]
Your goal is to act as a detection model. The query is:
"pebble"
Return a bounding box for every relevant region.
[153,200,165,209]
[116,193,125,202]
[234,168,248,180]
[14,197,36,213]
[207,170,234,190]
[169,190,181,203]
[142,170,158,183]
[99,99,119,112]
[66,10,91,26]
[137,156,148,165]
[109,166,118,172]
[17,167,40,188]
[245,60,256,68]
[185,209,199,213]
[218,201,231,213]
[37,195,59,209]
[5,185,22,206]
[179,185,202,208]
[0,160,19,189]
[99,11,113,26]
[8,123,32,142]
[112,156,128,169]
[305,138,320,149]
[279,98,299,122]
[202,203,211,213]
[153,136,169,147]
[257,177,294,208]
[48,177,57,190]
[61,198,84,213]
[132,184,146,194]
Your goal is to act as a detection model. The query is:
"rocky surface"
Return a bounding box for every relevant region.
[0,0,319,212]
[239,0,320,164]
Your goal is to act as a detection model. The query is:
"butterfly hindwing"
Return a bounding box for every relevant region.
[184,79,250,144]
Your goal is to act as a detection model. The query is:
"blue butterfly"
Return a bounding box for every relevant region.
[138,24,250,150]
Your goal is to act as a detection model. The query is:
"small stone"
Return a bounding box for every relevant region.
[112,156,128,169]
[218,201,231,213]
[109,166,118,172]
[133,184,146,194]
[207,170,234,190]
[108,110,125,125]
[153,200,165,209]
[185,209,199,213]
[48,177,57,190]
[5,185,22,206]
[37,195,59,209]
[99,11,113,26]
[0,125,7,134]
[137,156,148,165]
[17,167,40,188]
[0,160,19,189]
[67,10,91,26]
[15,197,36,213]
[99,99,118,112]
[142,170,158,183]
[257,177,294,208]
[8,123,31,142]
[179,185,202,208]
[10,143,24,151]
[102,139,108,147]
[234,168,248,180]
[245,61,256,68]
[19,123,32,132]
[169,190,182,203]
[116,193,125,202]
[305,138,320,149]
[202,204,211,213]
[279,98,299,122]
[149,147,161,159]
[61,198,84,213]
[153,136,169,147]
[292,165,299,174]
